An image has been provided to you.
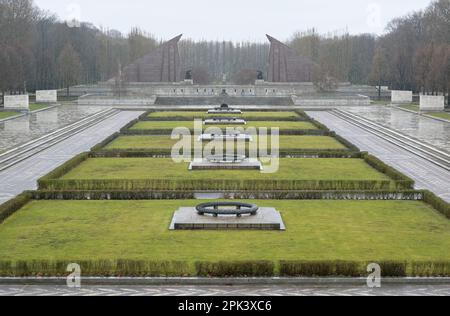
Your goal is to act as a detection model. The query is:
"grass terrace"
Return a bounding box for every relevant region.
[129,121,319,132]
[427,112,450,121]
[103,135,348,151]
[36,156,411,191]
[60,158,389,181]
[1,200,449,265]
[146,111,302,120]
[0,111,20,120]
[29,103,51,112]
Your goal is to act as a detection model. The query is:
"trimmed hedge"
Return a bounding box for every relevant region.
[363,153,414,189]
[0,192,33,224]
[90,132,121,152]
[412,262,450,277]
[0,259,449,277]
[195,261,274,277]
[38,179,408,191]
[38,152,90,182]
[378,261,407,277]
[280,261,408,277]
[280,261,362,277]
[423,190,450,219]
[121,128,329,136]
[143,116,308,122]
[31,190,425,201]
[0,260,190,277]
[91,149,360,159]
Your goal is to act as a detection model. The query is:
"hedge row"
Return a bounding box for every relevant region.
[423,190,450,219]
[279,261,407,277]
[363,153,415,188]
[120,128,329,136]
[331,132,360,152]
[0,260,190,277]
[90,132,120,152]
[38,152,90,183]
[38,179,408,191]
[142,116,308,122]
[0,192,32,224]
[31,190,424,201]
[91,149,360,159]
[195,261,274,277]
[1,260,449,277]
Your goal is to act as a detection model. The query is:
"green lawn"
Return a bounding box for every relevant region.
[130,121,319,131]
[61,158,389,181]
[0,111,19,120]
[427,112,450,121]
[1,200,449,263]
[104,135,347,151]
[29,103,50,112]
[399,104,420,112]
[147,111,301,120]
[398,105,450,120]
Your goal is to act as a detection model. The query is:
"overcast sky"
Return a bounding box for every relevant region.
[34,0,432,42]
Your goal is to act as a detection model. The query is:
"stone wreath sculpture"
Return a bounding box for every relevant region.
[206,154,246,164]
[196,202,259,217]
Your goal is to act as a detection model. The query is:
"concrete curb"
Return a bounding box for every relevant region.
[1,277,450,286]
[29,104,60,114]
[393,106,450,124]
[0,104,59,123]
[0,113,26,123]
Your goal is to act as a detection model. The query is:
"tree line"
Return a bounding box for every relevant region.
[0,0,448,102]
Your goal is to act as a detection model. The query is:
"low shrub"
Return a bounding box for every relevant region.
[423,190,450,219]
[37,152,89,183]
[38,179,402,191]
[0,260,191,277]
[377,261,407,277]
[195,261,274,277]
[0,192,32,224]
[90,133,121,152]
[363,153,415,189]
[279,261,363,277]
[412,262,450,277]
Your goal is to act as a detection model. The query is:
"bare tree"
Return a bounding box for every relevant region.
[57,43,81,97]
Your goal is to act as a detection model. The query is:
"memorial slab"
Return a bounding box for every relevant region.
[36,90,57,103]
[391,90,413,104]
[170,207,286,231]
[4,95,29,110]
[420,95,445,111]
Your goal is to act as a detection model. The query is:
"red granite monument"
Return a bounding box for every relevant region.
[122,34,182,83]
[266,34,315,83]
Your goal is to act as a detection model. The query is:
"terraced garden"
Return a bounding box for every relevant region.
[103,135,348,151]
[0,108,449,277]
[129,120,319,132]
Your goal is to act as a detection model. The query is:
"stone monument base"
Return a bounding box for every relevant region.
[169,207,286,231]
[198,134,253,142]
[188,158,262,170]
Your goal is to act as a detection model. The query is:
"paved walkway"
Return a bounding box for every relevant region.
[0,284,449,296]
[0,110,143,205]
[307,111,450,202]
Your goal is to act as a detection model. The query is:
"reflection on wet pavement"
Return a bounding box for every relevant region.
[0,105,109,152]
[344,106,450,152]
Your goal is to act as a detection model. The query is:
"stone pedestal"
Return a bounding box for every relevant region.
[420,95,445,111]
[391,90,413,104]
[36,90,57,103]
[189,158,262,170]
[170,207,286,231]
[4,95,29,110]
